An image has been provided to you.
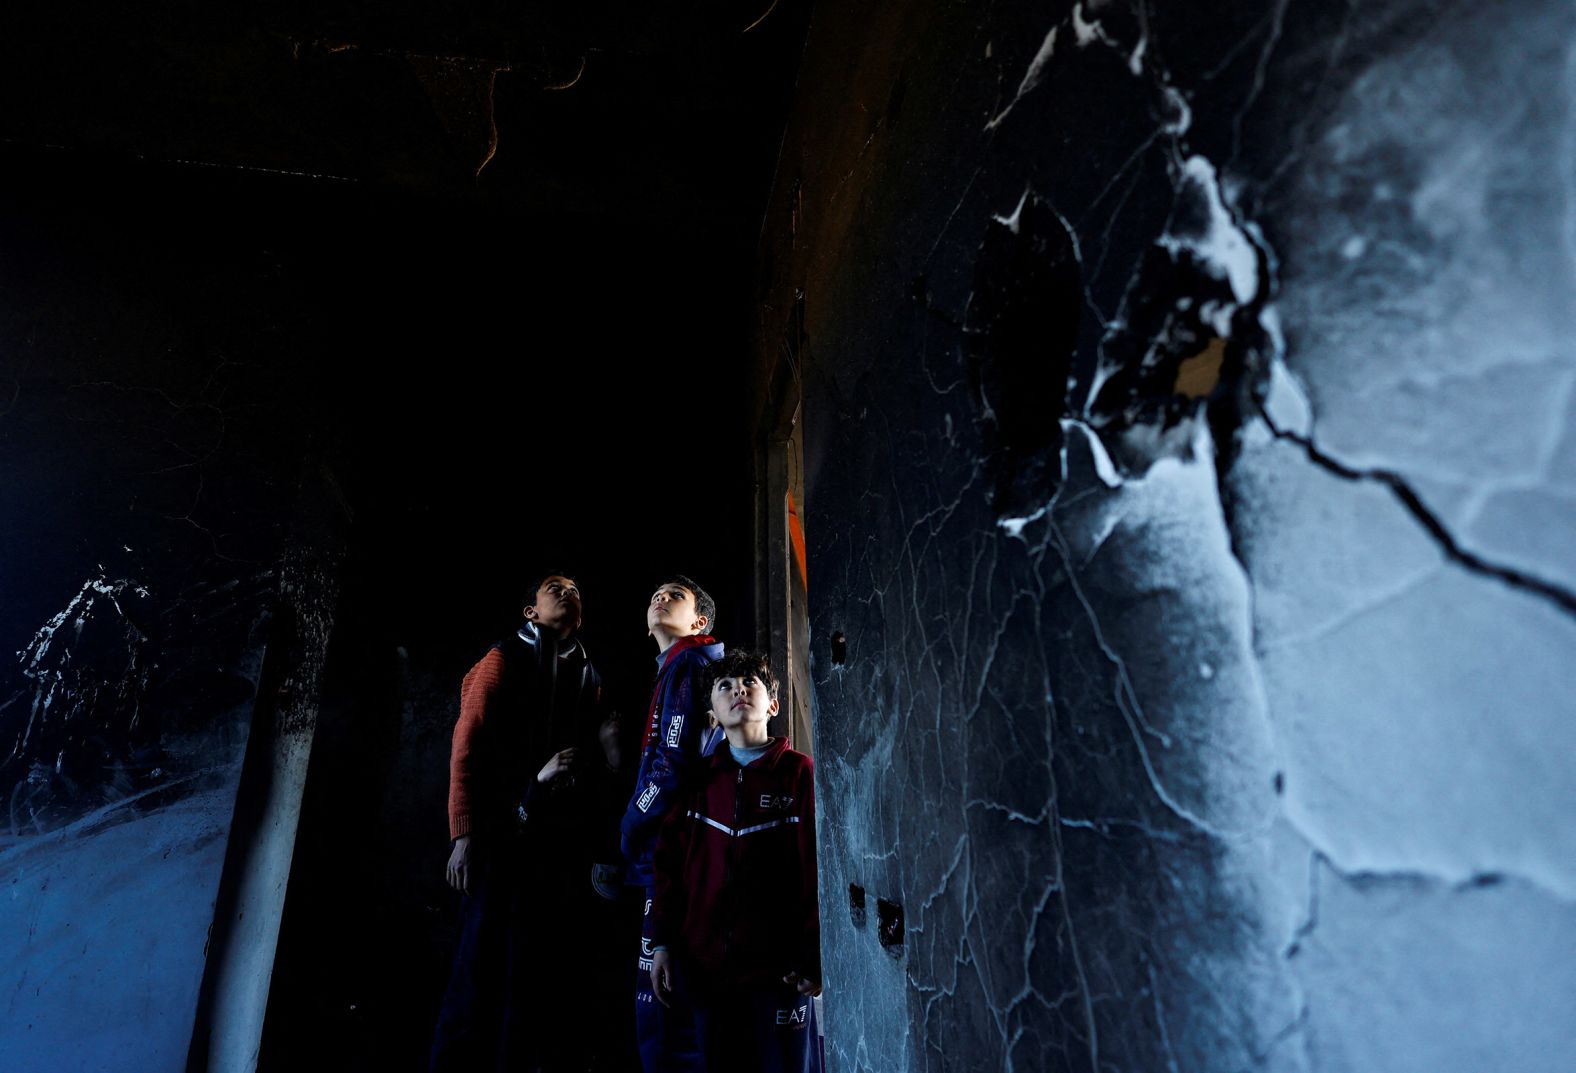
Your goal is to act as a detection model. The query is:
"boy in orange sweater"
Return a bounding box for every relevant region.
[430,573,622,1072]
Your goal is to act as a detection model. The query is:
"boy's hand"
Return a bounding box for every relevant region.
[650,949,675,1007]
[445,835,472,895]
[537,747,577,783]
[782,970,822,997]
[598,712,623,770]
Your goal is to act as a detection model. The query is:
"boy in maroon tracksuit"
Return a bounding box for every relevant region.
[648,652,822,1073]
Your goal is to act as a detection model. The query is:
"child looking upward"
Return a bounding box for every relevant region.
[649,652,822,1073]
[622,575,724,1072]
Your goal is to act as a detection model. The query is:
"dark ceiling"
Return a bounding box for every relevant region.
[0,0,813,691]
[1,0,809,231]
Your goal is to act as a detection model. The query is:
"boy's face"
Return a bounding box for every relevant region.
[709,672,778,729]
[647,583,707,636]
[525,575,582,634]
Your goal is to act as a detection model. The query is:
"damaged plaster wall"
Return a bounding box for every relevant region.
[754,0,1576,1070]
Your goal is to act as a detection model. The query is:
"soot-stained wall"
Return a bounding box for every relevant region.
[755,2,1576,1070]
[0,165,338,1071]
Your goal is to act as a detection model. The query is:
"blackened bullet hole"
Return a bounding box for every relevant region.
[1286,942,1301,959]
[1273,771,1285,795]
[876,897,904,956]
[848,883,867,928]
[964,191,1081,521]
[830,632,847,666]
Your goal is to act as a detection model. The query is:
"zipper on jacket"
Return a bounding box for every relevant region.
[722,766,745,963]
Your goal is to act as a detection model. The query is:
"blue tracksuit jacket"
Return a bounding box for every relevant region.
[620,636,724,887]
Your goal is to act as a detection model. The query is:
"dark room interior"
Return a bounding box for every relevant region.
[4,1,1575,1072]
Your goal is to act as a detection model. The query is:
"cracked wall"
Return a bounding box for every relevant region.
[754,1,1576,1069]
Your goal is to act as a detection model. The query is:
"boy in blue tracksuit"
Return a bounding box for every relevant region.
[621,575,724,1073]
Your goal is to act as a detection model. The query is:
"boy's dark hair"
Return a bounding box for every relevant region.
[702,650,780,702]
[524,571,578,606]
[658,574,716,634]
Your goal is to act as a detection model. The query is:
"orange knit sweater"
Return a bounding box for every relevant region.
[448,647,507,840]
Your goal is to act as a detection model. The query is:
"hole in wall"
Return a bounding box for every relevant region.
[876,897,904,958]
[964,191,1081,521]
[829,631,847,666]
[848,883,866,927]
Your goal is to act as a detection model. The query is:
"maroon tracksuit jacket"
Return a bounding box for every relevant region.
[650,736,820,993]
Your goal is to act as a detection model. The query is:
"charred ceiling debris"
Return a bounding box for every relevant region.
[0,0,804,202]
[285,39,586,177]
